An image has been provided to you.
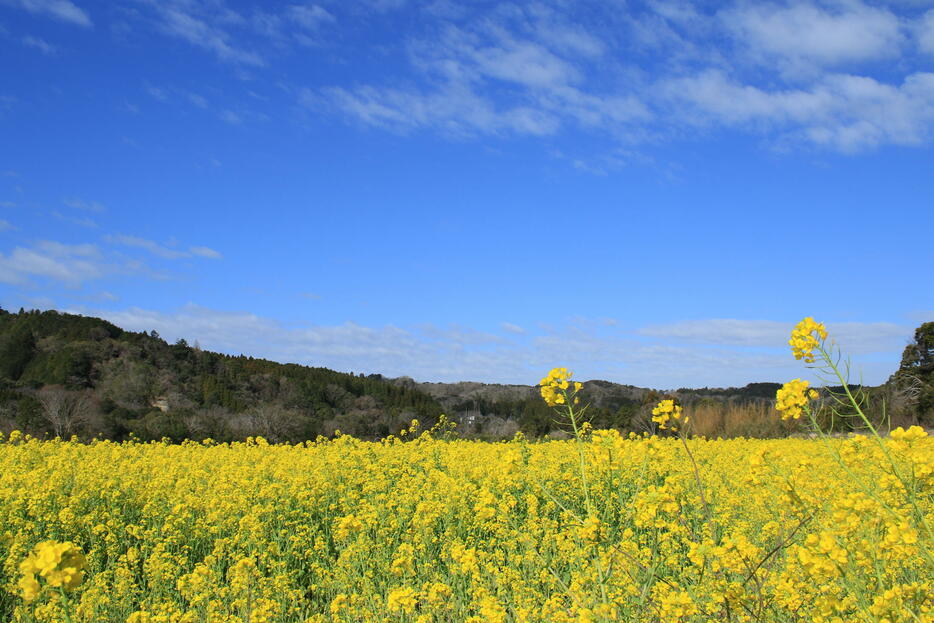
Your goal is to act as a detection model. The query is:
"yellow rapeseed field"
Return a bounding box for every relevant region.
[0,319,931,622]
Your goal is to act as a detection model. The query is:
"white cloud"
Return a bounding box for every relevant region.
[107,235,221,260]
[661,70,934,151]
[153,5,264,66]
[146,86,169,101]
[312,17,649,139]
[52,211,97,228]
[189,245,222,259]
[286,4,333,31]
[722,2,903,69]
[919,9,934,54]
[1,0,91,27]
[63,198,105,212]
[79,305,907,388]
[301,2,934,154]
[187,92,208,108]
[501,322,526,334]
[312,82,562,137]
[21,35,56,54]
[418,323,507,345]
[135,1,335,65]
[107,234,189,259]
[219,110,242,124]
[430,26,581,89]
[638,318,910,355]
[0,241,104,287]
[0,219,13,231]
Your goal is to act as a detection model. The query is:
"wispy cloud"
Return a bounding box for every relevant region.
[0,241,105,287]
[80,305,911,387]
[149,4,264,67]
[0,219,15,231]
[1,0,92,27]
[304,1,934,155]
[53,210,98,228]
[659,70,934,152]
[252,3,334,47]
[189,245,222,259]
[639,318,910,355]
[187,92,208,108]
[63,198,106,212]
[501,322,526,335]
[311,15,649,139]
[106,234,221,260]
[145,85,169,102]
[21,35,56,55]
[919,10,934,55]
[721,3,903,72]
[218,109,242,125]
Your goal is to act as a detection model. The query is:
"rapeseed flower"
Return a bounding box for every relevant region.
[18,540,86,601]
[651,399,685,430]
[775,378,814,420]
[539,367,582,407]
[789,317,828,363]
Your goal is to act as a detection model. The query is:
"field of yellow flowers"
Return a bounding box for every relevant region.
[1,318,932,622]
[0,426,930,622]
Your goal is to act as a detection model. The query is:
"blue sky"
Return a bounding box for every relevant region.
[1,0,932,388]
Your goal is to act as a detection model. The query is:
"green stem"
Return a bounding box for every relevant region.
[818,345,934,550]
[564,389,611,622]
[58,589,74,623]
[678,432,713,531]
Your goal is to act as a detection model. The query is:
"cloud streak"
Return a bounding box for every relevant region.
[639,318,910,355]
[0,241,105,287]
[83,305,911,388]
[1,0,91,27]
[305,1,934,153]
[106,234,221,260]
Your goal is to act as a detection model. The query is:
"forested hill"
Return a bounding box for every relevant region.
[0,308,444,441]
[1,309,930,441]
[0,308,782,441]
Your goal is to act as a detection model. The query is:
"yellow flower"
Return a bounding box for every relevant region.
[890,425,927,442]
[789,317,828,363]
[775,379,815,420]
[539,367,589,410]
[387,586,417,614]
[18,574,40,601]
[18,540,87,600]
[425,582,452,606]
[651,399,682,430]
[329,593,349,615]
[540,367,575,406]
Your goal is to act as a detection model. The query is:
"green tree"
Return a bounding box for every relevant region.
[893,321,934,425]
[0,323,35,380]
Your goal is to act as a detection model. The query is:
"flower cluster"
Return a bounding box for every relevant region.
[789,316,828,363]
[539,367,582,407]
[386,586,417,614]
[775,378,818,420]
[651,399,686,431]
[18,540,86,601]
[890,425,928,443]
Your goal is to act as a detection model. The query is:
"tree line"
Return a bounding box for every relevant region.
[0,309,930,442]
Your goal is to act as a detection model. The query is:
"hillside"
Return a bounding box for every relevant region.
[0,308,930,441]
[0,308,444,441]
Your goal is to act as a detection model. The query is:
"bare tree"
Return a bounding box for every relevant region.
[887,373,925,427]
[235,404,303,442]
[36,386,91,438]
